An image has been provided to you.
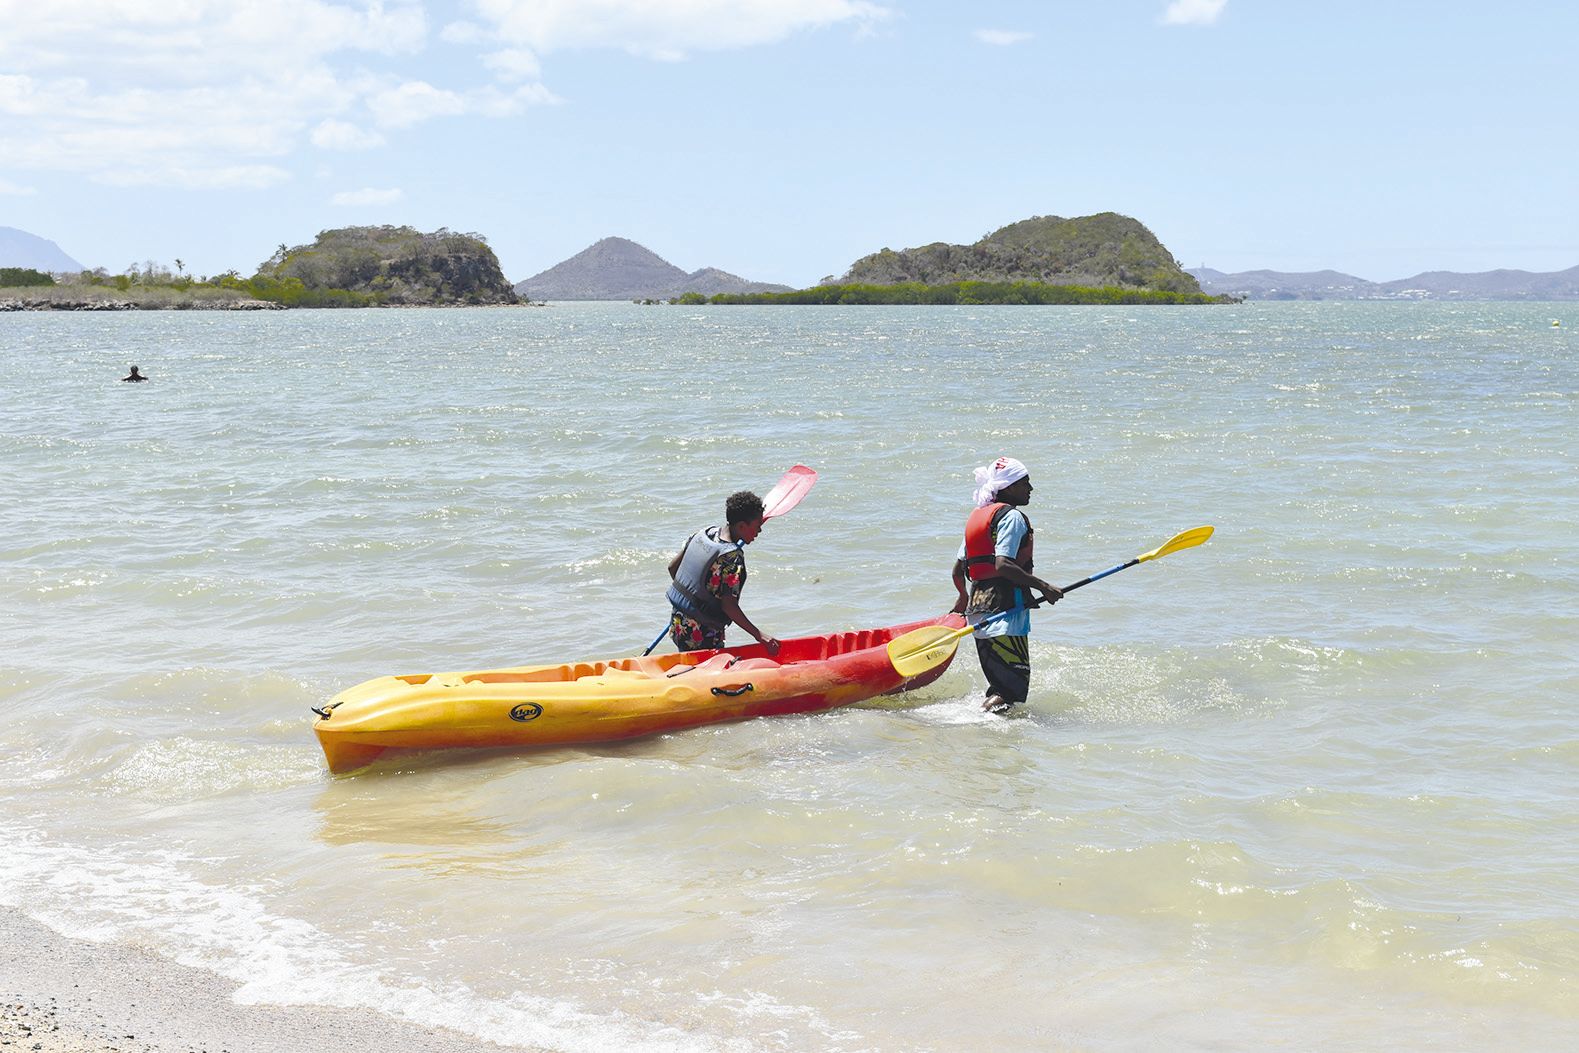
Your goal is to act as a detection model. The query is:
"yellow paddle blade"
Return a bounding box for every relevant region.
[887,623,975,678]
[1137,525,1214,563]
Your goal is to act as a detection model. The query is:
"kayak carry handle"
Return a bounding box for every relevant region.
[710,683,754,697]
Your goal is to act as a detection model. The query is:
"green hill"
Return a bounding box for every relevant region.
[841,213,1203,295]
[257,226,518,305]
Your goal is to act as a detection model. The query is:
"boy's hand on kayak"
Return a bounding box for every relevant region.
[759,636,781,655]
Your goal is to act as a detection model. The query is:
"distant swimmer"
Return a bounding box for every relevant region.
[121,365,148,382]
[1553,320,1562,328]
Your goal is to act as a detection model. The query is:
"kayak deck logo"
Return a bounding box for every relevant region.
[509,703,543,722]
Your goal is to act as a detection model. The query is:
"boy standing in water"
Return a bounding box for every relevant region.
[665,490,781,654]
[951,457,1063,713]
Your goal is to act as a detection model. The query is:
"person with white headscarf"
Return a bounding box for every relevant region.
[950,456,1063,713]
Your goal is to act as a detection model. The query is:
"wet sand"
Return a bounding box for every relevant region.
[0,909,530,1053]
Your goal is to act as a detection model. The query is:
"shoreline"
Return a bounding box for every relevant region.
[0,298,282,312]
[0,299,542,311]
[0,908,535,1053]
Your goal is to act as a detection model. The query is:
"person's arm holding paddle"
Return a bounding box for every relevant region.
[892,523,1215,680]
[989,555,1062,609]
[952,554,1059,613]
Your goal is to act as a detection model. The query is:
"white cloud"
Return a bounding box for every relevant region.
[469,0,890,62]
[311,119,386,150]
[0,67,330,186]
[440,20,485,45]
[483,48,544,81]
[0,177,36,195]
[366,79,557,127]
[1161,0,1227,26]
[974,29,1033,47]
[0,1,526,188]
[0,0,874,189]
[366,80,468,128]
[0,0,427,82]
[104,165,293,190]
[331,187,404,206]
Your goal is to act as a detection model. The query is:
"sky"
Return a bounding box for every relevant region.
[3,0,1578,286]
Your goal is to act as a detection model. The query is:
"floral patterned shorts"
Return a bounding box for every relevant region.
[669,609,728,652]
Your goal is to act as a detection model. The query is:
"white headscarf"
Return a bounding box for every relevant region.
[972,456,1029,508]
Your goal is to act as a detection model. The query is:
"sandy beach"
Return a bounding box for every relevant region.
[0,909,528,1053]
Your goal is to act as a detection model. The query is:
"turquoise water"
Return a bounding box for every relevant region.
[1,303,1575,1049]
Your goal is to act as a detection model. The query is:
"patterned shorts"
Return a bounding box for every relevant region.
[669,609,727,652]
[974,635,1030,705]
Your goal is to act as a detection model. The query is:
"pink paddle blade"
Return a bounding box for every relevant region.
[762,465,817,519]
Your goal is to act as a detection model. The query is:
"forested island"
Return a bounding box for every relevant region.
[842,213,1203,291]
[667,213,1232,305]
[0,226,519,310]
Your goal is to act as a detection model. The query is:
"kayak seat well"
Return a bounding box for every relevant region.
[731,658,780,671]
[668,654,737,677]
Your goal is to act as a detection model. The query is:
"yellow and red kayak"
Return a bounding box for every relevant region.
[313,614,965,773]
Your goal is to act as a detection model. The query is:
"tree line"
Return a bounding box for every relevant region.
[681,280,1232,305]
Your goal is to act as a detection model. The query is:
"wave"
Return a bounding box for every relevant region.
[0,826,769,1052]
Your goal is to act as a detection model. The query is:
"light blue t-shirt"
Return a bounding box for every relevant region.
[956,508,1031,638]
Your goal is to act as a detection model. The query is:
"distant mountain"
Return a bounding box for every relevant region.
[0,227,84,272]
[840,213,1203,295]
[514,237,791,300]
[680,266,792,297]
[1188,268,1380,300]
[1373,266,1579,300]
[1191,264,1579,300]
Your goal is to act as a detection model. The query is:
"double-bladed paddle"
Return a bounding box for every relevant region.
[643,465,820,655]
[886,525,1215,678]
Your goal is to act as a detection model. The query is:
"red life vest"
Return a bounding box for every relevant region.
[964,503,1005,580]
[964,503,1034,581]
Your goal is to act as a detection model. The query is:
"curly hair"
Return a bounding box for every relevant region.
[725,490,765,525]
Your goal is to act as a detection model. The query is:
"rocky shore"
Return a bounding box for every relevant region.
[0,297,282,311]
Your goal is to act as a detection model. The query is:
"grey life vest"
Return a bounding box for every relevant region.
[665,526,743,628]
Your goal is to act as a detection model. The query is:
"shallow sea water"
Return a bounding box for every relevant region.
[2,302,1576,1050]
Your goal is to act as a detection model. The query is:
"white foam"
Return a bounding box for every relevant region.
[0,824,754,1053]
[895,693,1007,727]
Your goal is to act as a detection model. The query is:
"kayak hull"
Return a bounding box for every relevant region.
[313,614,964,773]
